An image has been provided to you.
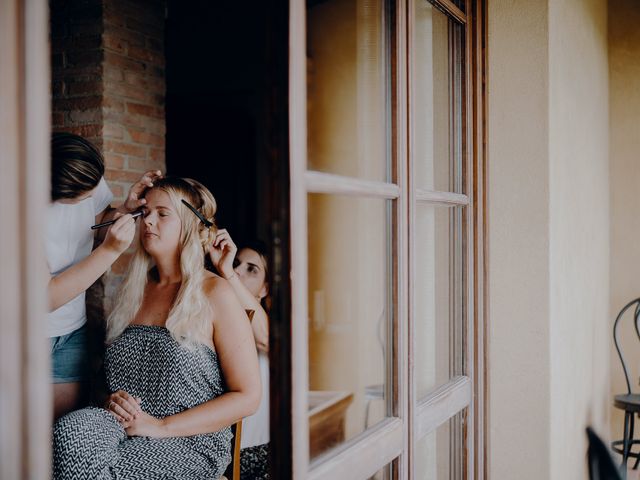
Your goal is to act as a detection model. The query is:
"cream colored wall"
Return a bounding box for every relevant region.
[487,1,551,478]
[548,1,610,479]
[609,0,640,446]
[488,0,610,478]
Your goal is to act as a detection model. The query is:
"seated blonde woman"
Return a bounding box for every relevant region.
[52,177,260,480]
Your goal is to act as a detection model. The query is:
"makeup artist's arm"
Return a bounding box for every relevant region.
[117,277,261,438]
[209,231,269,352]
[47,214,136,312]
[94,170,162,243]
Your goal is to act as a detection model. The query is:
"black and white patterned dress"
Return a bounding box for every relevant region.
[53,325,232,480]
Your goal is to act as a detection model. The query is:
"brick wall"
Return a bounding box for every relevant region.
[51,0,166,317]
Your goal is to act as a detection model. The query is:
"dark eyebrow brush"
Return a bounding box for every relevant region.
[91,210,144,230]
[181,199,213,228]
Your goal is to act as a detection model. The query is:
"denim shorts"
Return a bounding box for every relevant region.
[50,324,89,384]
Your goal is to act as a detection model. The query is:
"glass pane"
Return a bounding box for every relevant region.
[411,1,464,193]
[307,0,390,182]
[415,205,464,399]
[415,411,465,479]
[307,193,392,460]
[373,461,394,480]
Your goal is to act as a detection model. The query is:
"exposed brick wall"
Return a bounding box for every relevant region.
[51,0,105,148]
[50,0,166,317]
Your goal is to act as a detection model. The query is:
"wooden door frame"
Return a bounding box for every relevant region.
[286,0,487,478]
[0,0,51,478]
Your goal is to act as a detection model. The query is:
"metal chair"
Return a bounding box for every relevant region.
[612,298,640,470]
[587,427,624,480]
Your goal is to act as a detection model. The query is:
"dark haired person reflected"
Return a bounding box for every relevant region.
[48,132,162,419]
[210,232,270,480]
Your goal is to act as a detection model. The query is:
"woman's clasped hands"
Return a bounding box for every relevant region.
[105,390,167,438]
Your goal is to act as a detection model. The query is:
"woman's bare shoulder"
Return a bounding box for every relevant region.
[202,272,233,299]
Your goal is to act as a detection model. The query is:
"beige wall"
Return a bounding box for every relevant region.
[488,0,610,478]
[609,0,640,445]
[548,1,610,478]
[488,1,551,477]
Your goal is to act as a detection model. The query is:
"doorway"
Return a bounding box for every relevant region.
[166,2,291,478]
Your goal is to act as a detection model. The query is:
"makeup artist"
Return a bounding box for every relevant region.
[48,132,162,420]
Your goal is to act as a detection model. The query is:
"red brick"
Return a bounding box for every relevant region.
[106,82,149,102]
[146,37,163,53]
[103,7,126,29]
[69,108,101,124]
[105,168,146,183]
[68,80,103,96]
[127,156,162,171]
[125,17,162,38]
[104,152,125,169]
[72,35,102,50]
[123,71,146,88]
[104,140,146,157]
[52,80,64,96]
[145,119,166,135]
[103,123,124,139]
[128,129,163,146]
[67,49,102,67]
[56,63,102,77]
[120,113,146,128]
[126,102,162,118]
[57,95,102,111]
[123,72,164,94]
[103,33,126,54]
[103,97,125,113]
[104,51,146,73]
[128,45,161,65]
[52,112,64,126]
[109,183,125,198]
[71,23,102,38]
[149,148,164,162]
[70,124,102,139]
[105,66,124,82]
[105,25,145,48]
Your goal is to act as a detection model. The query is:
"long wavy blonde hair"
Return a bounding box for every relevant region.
[106,177,218,346]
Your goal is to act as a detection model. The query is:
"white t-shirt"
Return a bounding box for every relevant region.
[241,351,270,448]
[46,177,113,338]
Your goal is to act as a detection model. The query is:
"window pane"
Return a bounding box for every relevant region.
[411,1,464,193]
[307,0,390,182]
[307,193,393,460]
[415,411,465,479]
[373,461,394,480]
[415,205,464,399]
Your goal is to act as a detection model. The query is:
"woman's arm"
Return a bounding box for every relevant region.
[48,214,136,312]
[209,229,269,352]
[118,277,261,438]
[224,274,269,352]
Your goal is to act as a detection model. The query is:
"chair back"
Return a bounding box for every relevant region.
[223,420,243,480]
[586,426,623,480]
[613,298,640,395]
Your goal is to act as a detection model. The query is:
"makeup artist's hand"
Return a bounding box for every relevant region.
[209,229,237,279]
[102,213,136,255]
[123,170,163,212]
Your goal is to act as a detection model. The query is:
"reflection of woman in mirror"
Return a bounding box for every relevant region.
[52,177,260,479]
[210,233,270,480]
[48,132,161,420]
